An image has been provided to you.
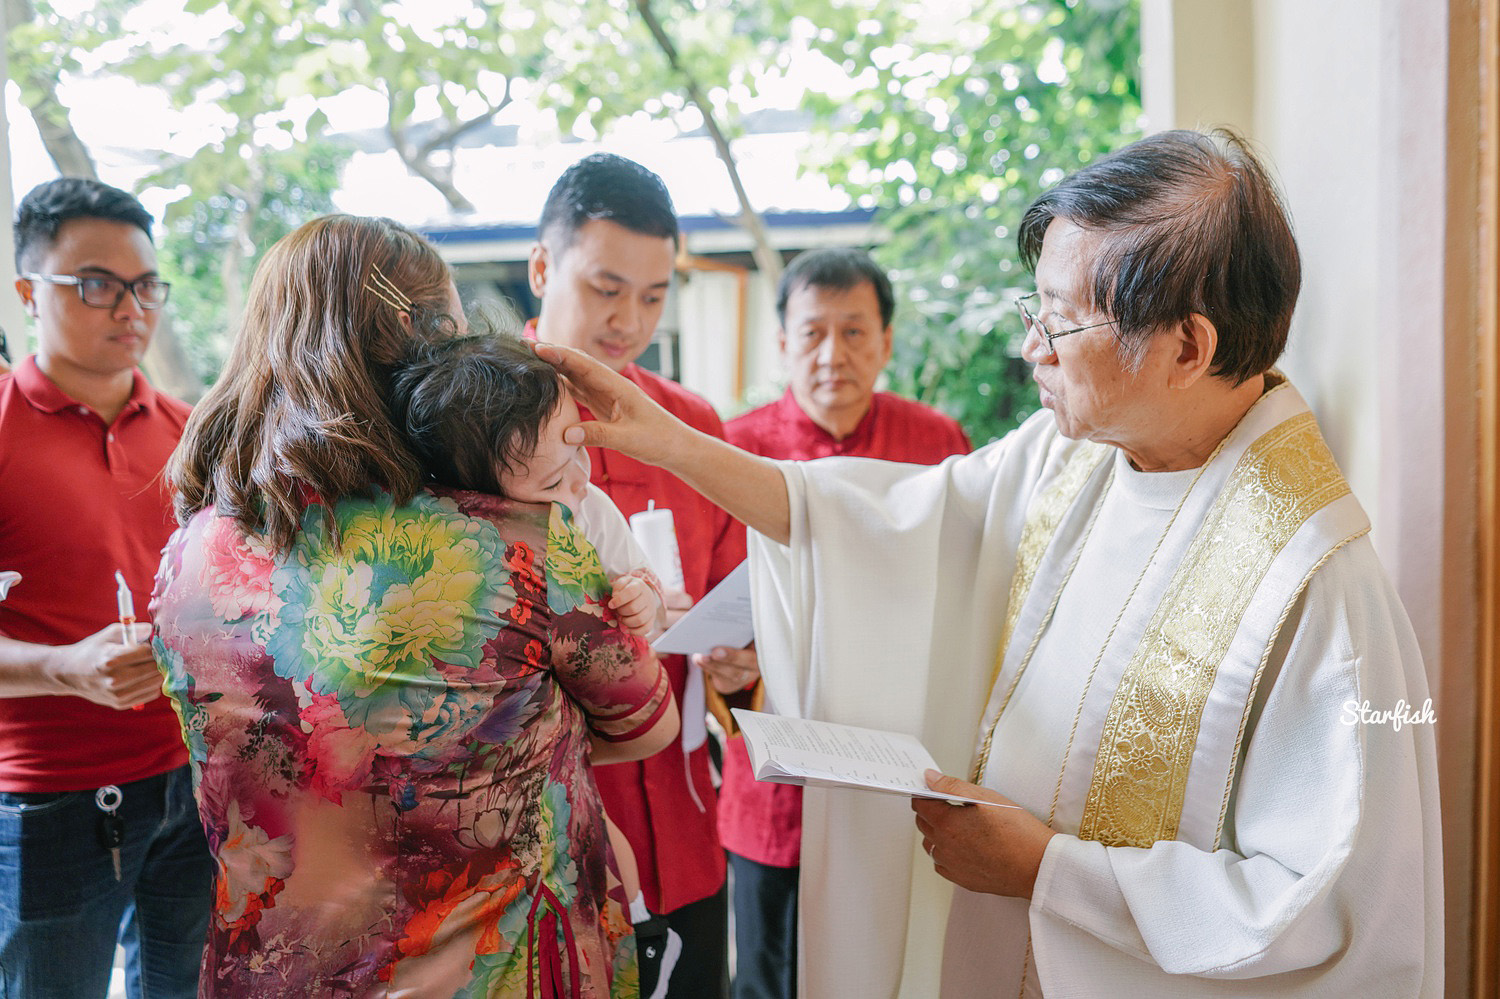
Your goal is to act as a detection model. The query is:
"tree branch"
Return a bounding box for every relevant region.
[386,120,477,213]
[632,0,782,285]
[416,79,514,158]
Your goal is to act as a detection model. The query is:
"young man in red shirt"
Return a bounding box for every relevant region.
[702,248,970,999]
[528,153,744,998]
[0,179,210,998]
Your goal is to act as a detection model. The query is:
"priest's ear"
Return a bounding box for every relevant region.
[1167,313,1218,389]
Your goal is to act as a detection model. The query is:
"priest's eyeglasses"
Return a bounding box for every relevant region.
[22,273,171,310]
[1015,293,1115,355]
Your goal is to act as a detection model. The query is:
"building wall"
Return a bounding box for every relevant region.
[1252,0,1384,529]
[1144,0,1384,519]
[676,265,783,416]
[677,270,742,413]
[1142,0,1480,992]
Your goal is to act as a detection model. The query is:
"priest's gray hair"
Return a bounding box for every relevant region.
[1017,128,1301,385]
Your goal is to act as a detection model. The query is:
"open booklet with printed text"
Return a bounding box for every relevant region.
[730,708,1019,808]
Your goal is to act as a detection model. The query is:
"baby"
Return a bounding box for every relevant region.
[390,332,679,995]
[392,333,665,633]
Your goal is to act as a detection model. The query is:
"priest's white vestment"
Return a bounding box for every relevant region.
[747,378,1442,998]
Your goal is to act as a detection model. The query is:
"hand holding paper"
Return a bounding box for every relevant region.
[912,771,1057,899]
[693,644,760,695]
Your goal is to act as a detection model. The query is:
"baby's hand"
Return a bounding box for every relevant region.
[610,574,662,637]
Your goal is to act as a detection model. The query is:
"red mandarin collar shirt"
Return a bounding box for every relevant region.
[0,356,192,791]
[731,388,972,463]
[718,388,970,867]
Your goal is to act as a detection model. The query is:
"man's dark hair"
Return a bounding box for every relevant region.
[389,333,563,495]
[537,153,679,253]
[1017,128,1301,384]
[14,178,155,272]
[776,247,895,329]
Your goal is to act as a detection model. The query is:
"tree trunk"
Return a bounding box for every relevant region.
[28,89,97,179]
[6,0,95,179]
[219,159,265,350]
[142,315,203,401]
[389,125,477,214]
[632,0,783,286]
[221,194,256,329]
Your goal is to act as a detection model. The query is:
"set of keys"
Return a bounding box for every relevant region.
[95,785,124,881]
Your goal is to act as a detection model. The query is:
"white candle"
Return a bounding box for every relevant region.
[629,502,685,592]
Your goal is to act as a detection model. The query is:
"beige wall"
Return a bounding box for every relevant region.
[1143,0,1384,520]
[675,267,782,416]
[1142,0,1481,992]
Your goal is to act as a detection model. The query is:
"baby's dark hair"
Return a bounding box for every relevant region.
[389,333,563,494]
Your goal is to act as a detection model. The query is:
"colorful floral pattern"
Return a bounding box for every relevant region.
[151,488,667,998]
[545,512,612,616]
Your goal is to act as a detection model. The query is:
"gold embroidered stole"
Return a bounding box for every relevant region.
[970,442,1110,782]
[1077,411,1354,847]
[974,397,1365,849]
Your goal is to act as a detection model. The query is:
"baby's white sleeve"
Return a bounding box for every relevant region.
[574,483,653,580]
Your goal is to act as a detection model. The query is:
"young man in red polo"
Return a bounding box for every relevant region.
[527,153,744,998]
[0,178,210,998]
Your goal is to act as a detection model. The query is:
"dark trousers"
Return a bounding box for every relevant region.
[663,879,730,999]
[0,765,212,999]
[728,851,798,999]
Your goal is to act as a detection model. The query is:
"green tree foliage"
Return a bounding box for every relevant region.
[91,0,559,375]
[154,141,344,382]
[791,0,1142,443]
[4,0,127,178]
[8,0,1140,424]
[89,0,796,380]
[532,0,775,138]
[93,0,775,378]
[540,0,1141,443]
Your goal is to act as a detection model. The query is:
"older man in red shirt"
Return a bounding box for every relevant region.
[527,153,744,998]
[700,248,969,999]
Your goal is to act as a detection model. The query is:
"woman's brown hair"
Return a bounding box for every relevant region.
[170,214,458,552]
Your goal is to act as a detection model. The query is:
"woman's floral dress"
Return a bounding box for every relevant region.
[150,487,670,998]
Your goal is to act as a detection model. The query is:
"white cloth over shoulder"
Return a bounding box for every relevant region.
[573,483,652,580]
[747,381,1442,999]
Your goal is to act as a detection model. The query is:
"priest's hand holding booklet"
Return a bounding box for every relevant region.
[730,708,1019,808]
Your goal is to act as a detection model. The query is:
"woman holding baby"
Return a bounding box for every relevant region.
[150,214,675,997]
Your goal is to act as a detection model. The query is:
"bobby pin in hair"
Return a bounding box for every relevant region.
[365,263,414,314]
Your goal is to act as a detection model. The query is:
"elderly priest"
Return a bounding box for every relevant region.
[539,128,1442,999]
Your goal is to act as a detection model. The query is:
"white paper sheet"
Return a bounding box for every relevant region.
[651,560,753,656]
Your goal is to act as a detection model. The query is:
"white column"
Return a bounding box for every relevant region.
[0,8,29,361]
[1152,0,1481,988]
[1139,0,1256,136]
[676,269,741,413]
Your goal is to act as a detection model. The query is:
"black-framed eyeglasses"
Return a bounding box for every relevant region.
[22,273,171,310]
[1015,293,1114,354]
